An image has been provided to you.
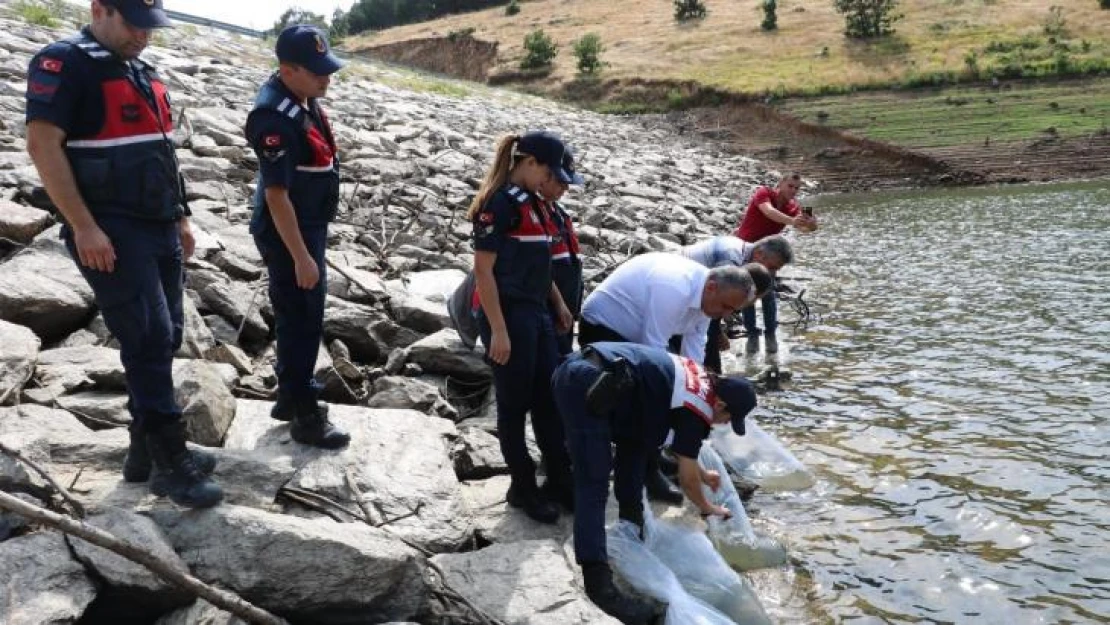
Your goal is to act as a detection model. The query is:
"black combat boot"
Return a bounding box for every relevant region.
[507,474,559,524]
[147,421,224,508]
[290,403,350,449]
[644,454,683,505]
[271,395,330,422]
[123,428,217,483]
[582,561,664,625]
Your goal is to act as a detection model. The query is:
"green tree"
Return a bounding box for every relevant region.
[506,0,521,16]
[271,7,329,37]
[329,7,350,39]
[521,28,558,69]
[761,0,778,31]
[572,33,606,74]
[832,0,901,39]
[674,0,708,22]
[1101,0,1110,9]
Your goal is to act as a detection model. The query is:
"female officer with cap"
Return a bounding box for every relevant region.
[552,341,756,624]
[245,25,349,449]
[467,131,578,523]
[538,149,585,356]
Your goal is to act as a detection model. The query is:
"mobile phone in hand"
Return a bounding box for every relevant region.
[802,206,814,217]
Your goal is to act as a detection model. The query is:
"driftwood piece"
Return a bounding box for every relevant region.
[0,440,86,518]
[0,490,288,625]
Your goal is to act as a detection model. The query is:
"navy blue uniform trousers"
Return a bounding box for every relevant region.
[64,216,184,433]
[254,224,328,406]
[552,353,647,564]
[479,300,571,482]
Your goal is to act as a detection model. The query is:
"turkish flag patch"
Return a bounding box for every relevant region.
[263,134,282,147]
[39,57,63,73]
[478,211,494,224]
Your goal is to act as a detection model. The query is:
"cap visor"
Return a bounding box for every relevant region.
[556,168,585,185]
[123,8,173,29]
[305,54,345,76]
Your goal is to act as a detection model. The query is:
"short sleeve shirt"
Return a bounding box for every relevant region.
[245,110,303,190]
[26,40,94,135]
[735,186,800,242]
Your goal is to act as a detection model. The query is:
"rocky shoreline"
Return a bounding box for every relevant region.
[0,13,784,625]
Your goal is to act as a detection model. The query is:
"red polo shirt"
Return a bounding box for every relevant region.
[733,186,800,242]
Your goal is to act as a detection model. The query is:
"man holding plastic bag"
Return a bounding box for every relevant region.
[551,341,758,624]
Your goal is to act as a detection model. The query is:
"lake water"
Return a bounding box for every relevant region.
[737,181,1110,624]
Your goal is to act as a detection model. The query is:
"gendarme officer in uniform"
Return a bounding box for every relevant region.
[25,0,221,507]
[245,25,349,449]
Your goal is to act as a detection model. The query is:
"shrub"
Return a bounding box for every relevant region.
[1042,6,1068,39]
[832,0,901,39]
[1101,0,1110,9]
[521,28,557,69]
[572,33,606,74]
[963,50,980,77]
[505,0,521,16]
[761,0,778,31]
[674,0,708,22]
[11,0,56,27]
[447,27,476,42]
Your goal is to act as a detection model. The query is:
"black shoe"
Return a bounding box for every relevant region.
[272,397,329,422]
[123,428,216,483]
[582,562,664,625]
[618,502,645,539]
[644,463,683,505]
[147,422,223,509]
[507,480,559,524]
[540,478,575,512]
[291,404,350,450]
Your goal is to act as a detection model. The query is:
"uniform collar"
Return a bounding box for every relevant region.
[269,72,315,111]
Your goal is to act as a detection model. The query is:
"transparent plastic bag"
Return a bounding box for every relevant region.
[698,445,789,571]
[607,520,736,625]
[642,509,772,625]
[710,422,815,492]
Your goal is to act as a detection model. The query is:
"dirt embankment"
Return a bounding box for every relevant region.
[355,35,498,83]
[346,35,1110,193]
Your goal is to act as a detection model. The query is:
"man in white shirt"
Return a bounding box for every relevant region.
[578,252,759,502]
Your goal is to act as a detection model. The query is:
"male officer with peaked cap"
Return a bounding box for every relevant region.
[25,0,222,508]
[552,341,757,623]
[245,25,350,449]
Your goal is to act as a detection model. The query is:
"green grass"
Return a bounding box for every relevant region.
[776,80,1110,149]
[9,0,57,27]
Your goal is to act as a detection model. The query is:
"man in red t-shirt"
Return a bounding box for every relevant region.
[732,173,818,354]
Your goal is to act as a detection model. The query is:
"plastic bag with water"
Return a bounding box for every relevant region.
[698,445,789,571]
[710,422,814,492]
[608,520,737,625]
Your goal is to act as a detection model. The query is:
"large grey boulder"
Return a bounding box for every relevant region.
[0,319,38,405]
[406,329,491,381]
[453,426,509,480]
[0,198,52,243]
[151,504,429,623]
[22,345,126,404]
[460,475,573,545]
[391,293,451,334]
[157,599,246,625]
[397,269,466,304]
[227,400,473,552]
[174,359,237,446]
[55,391,131,429]
[432,539,620,625]
[68,508,193,619]
[324,299,390,363]
[0,532,98,625]
[177,295,218,358]
[0,232,95,342]
[199,279,270,346]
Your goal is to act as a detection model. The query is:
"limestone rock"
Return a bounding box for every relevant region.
[368,376,457,420]
[0,532,98,625]
[460,475,573,546]
[406,329,491,381]
[0,232,95,342]
[0,319,38,405]
[175,359,237,446]
[453,425,508,480]
[0,198,52,243]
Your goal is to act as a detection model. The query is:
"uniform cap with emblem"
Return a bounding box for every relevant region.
[560,147,586,186]
[276,24,345,76]
[518,131,584,186]
[100,0,172,29]
[714,376,758,435]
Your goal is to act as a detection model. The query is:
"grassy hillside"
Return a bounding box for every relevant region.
[347,0,1110,95]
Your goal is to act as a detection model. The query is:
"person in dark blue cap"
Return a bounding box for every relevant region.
[244,25,349,449]
[25,0,222,508]
[551,341,756,623]
[466,131,580,524]
[538,149,586,357]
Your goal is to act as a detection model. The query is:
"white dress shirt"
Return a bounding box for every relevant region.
[581,253,710,363]
[680,236,753,269]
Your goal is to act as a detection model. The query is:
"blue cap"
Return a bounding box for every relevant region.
[102,0,172,29]
[561,147,586,186]
[276,25,345,76]
[519,131,583,186]
[715,376,757,435]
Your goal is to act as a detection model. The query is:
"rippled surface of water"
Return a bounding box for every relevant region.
[742,182,1110,624]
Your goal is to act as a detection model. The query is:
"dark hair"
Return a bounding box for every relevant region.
[742,262,775,296]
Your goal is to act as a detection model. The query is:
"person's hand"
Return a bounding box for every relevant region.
[294,255,320,290]
[178,218,195,260]
[554,303,574,334]
[701,504,732,520]
[488,328,511,365]
[73,224,116,273]
[701,469,722,492]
